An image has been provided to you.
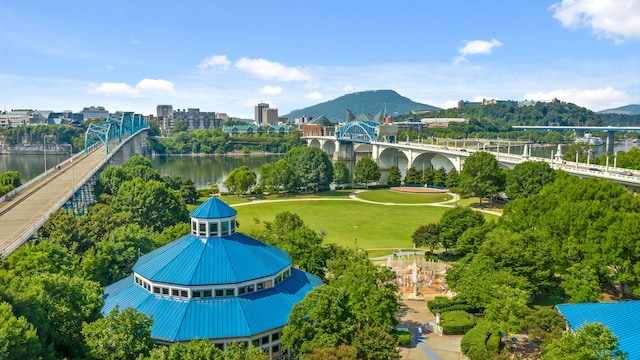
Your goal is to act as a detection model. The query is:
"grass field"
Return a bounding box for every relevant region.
[355,190,453,204]
[233,199,498,250]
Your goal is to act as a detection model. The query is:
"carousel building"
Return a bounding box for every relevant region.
[102,196,322,359]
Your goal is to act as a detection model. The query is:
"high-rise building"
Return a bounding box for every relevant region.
[262,107,278,126]
[81,106,109,120]
[254,103,269,125]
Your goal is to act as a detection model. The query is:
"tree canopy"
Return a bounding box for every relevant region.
[353,158,380,189]
[458,151,503,203]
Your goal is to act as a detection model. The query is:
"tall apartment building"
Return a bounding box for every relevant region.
[157,105,174,132]
[254,103,269,125]
[172,108,221,132]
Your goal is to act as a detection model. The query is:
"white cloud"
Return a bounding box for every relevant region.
[523,87,635,111]
[89,78,174,97]
[107,65,115,71]
[235,58,312,82]
[453,39,503,64]
[305,92,323,101]
[259,85,282,95]
[136,78,175,91]
[550,0,640,42]
[441,100,460,110]
[131,38,141,45]
[198,55,231,70]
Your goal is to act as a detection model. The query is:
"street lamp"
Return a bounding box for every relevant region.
[43,135,54,173]
[354,237,357,249]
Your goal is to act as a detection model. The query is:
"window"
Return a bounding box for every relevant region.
[153,287,161,294]
[193,290,201,298]
[191,221,197,234]
[231,220,236,233]
[238,287,246,295]
[203,290,212,298]
[257,282,265,290]
[172,289,179,296]
[265,280,273,288]
[162,288,169,295]
[252,340,259,347]
[226,289,234,296]
[261,336,269,345]
[180,290,188,298]
[209,222,218,236]
[199,223,206,236]
[272,332,280,341]
[272,344,280,353]
[221,221,229,236]
[248,284,255,293]
[215,289,224,297]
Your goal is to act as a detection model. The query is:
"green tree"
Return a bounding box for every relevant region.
[484,285,530,334]
[173,120,187,132]
[111,178,189,231]
[404,166,421,185]
[225,166,257,195]
[543,322,627,360]
[282,285,356,356]
[0,171,21,196]
[411,223,441,253]
[1,240,75,278]
[180,178,198,204]
[421,167,434,185]
[353,158,380,189]
[505,161,556,200]
[458,151,502,204]
[446,168,459,188]
[284,147,333,192]
[306,345,357,360]
[561,263,603,303]
[146,339,223,360]
[333,161,352,186]
[0,302,41,360]
[433,167,448,187]
[82,306,154,360]
[438,206,485,251]
[351,324,400,360]
[387,165,402,186]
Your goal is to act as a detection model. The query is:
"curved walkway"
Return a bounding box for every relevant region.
[231,190,502,217]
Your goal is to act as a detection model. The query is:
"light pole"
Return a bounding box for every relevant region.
[354,237,357,249]
[43,135,54,173]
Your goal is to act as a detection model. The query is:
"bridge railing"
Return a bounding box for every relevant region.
[0,128,147,260]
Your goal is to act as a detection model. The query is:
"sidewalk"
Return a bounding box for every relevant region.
[396,297,468,360]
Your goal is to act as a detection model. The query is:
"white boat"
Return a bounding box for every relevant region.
[575,133,604,146]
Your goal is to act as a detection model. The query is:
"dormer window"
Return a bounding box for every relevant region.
[191,217,236,237]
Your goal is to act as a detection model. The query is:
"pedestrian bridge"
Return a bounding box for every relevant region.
[0,116,148,260]
[304,135,640,188]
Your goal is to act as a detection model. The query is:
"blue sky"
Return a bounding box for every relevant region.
[0,0,638,118]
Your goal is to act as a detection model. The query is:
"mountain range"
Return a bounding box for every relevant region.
[283,90,440,123]
[598,104,640,115]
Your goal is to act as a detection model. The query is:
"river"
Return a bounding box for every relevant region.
[2,142,639,186]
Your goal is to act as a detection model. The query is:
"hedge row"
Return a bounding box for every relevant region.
[390,329,411,346]
[427,297,477,314]
[440,310,476,335]
[460,321,500,360]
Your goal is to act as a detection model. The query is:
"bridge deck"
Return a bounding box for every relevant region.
[0,146,109,258]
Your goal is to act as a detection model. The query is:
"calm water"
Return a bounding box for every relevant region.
[2,142,638,186]
[0,154,71,183]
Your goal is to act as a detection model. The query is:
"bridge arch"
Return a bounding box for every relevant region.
[412,153,456,172]
[377,147,409,170]
[308,138,321,149]
[322,140,336,157]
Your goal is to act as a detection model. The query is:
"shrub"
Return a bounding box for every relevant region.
[461,321,498,360]
[440,310,476,335]
[427,297,477,314]
[390,329,411,346]
[486,333,501,353]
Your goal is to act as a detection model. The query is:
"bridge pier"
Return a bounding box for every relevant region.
[333,141,356,162]
[606,131,615,154]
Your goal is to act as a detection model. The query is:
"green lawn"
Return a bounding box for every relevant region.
[234,200,499,250]
[355,190,453,204]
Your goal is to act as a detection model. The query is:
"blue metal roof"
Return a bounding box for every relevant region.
[103,270,322,342]
[190,196,237,219]
[556,301,640,359]
[133,233,291,286]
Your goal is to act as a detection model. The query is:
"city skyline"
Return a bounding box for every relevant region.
[0,0,638,118]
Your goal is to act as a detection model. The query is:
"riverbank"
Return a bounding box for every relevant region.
[151,150,283,157]
[0,145,71,155]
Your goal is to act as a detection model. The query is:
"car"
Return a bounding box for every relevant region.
[442,146,449,150]
[460,148,467,152]
[588,168,601,172]
[620,170,634,176]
